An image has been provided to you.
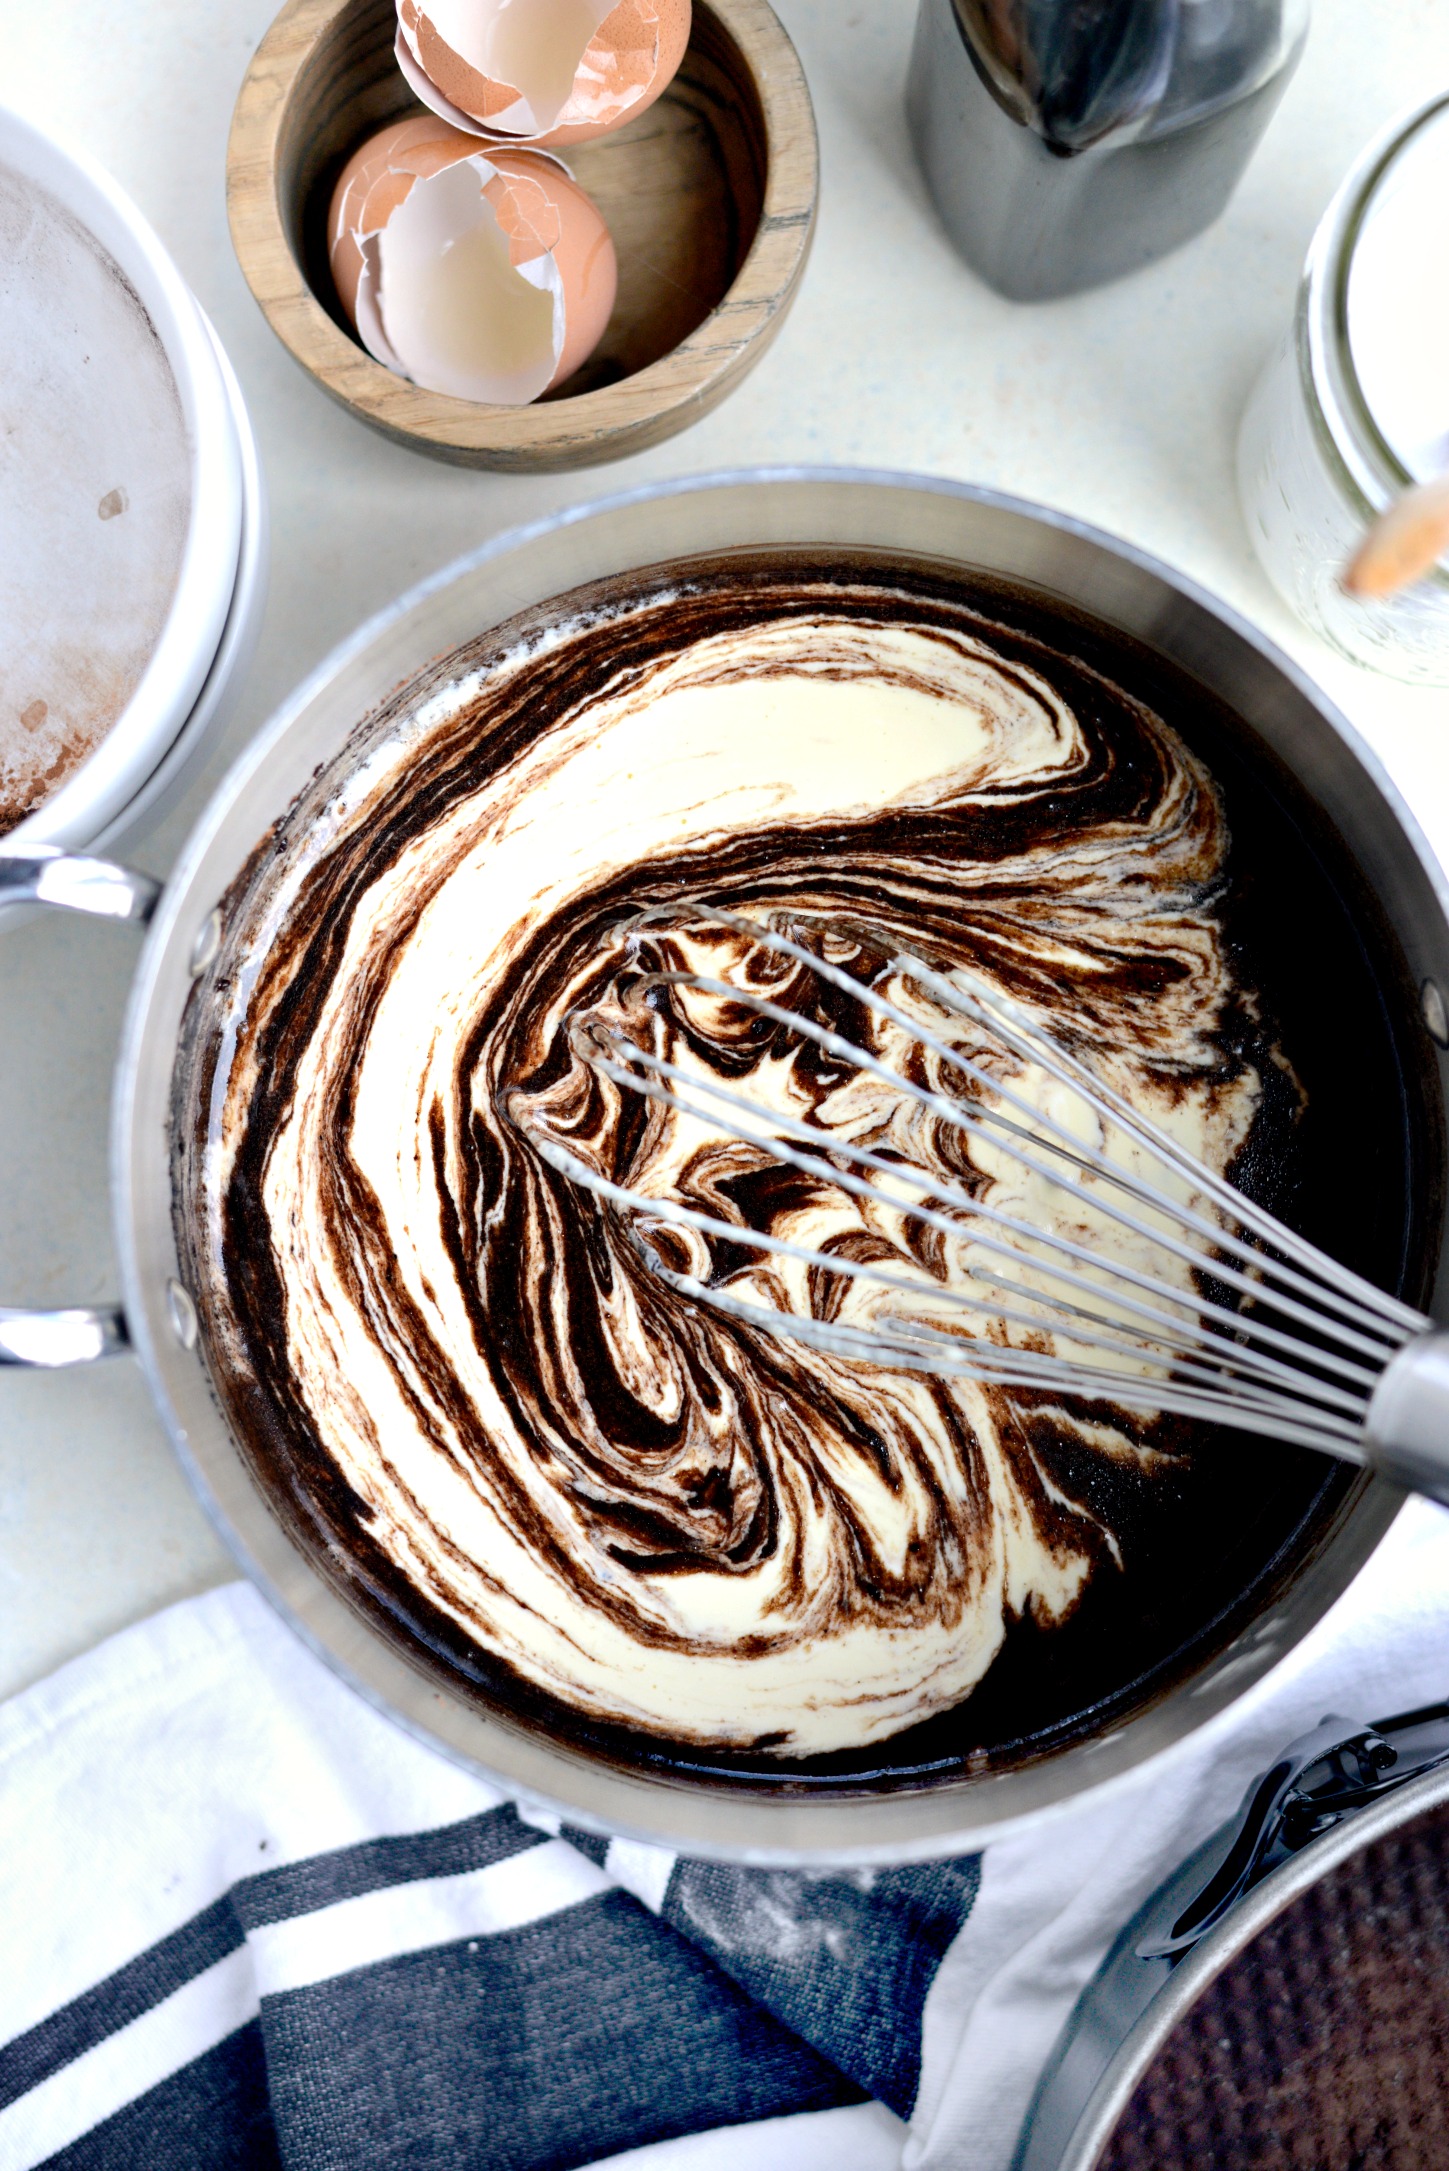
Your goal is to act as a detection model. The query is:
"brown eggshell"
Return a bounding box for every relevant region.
[397,0,692,149]
[328,116,480,331]
[397,1,525,132]
[327,122,617,397]
[485,151,617,388]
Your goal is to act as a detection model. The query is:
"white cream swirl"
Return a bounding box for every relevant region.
[184,580,1269,1758]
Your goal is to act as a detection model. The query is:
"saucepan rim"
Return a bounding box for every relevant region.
[110,466,1447,1864]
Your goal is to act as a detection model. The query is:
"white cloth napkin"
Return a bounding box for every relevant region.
[3,1496,1447,2171]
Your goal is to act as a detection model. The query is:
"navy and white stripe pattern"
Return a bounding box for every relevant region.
[13,1505,1449,2171]
[1,1803,976,2170]
[0,1588,974,2171]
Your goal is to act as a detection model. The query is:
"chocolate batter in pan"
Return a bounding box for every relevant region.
[174,557,1436,1789]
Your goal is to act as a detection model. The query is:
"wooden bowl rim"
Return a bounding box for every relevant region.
[226,0,818,465]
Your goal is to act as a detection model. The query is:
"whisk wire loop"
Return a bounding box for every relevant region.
[584,1035,1380,1416]
[526,1131,1366,1453]
[631,968,1407,1374]
[683,906,1421,1344]
[516,902,1435,1469]
[901,949,1424,1337]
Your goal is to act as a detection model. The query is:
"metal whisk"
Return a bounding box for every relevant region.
[517,905,1449,1506]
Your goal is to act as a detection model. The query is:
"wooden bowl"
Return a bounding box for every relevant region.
[227,0,818,470]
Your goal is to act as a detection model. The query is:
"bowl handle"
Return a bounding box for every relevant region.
[0,849,161,1368]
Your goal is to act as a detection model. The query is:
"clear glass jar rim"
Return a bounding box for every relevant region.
[1306,92,1449,517]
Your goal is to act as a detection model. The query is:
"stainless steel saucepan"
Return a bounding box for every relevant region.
[4,471,1447,1865]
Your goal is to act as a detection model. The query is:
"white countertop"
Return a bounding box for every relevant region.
[3,0,1449,1702]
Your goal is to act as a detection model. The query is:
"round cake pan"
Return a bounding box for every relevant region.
[1019,1702,1449,2170]
[0,106,261,854]
[5,471,1448,1865]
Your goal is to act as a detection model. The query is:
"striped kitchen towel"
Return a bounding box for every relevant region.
[5,1497,1449,2171]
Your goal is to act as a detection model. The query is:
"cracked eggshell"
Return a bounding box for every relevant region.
[328,118,617,404]
[395,0,692,149]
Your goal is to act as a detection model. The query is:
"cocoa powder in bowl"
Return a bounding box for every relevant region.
[0,162,189,834]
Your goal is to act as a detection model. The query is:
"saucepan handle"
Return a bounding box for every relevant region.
[0,849,161,1368]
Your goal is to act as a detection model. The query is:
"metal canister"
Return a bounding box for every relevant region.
[906,0,1309,301]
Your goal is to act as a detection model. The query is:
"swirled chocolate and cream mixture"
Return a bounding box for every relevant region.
[178,559,1308,1768]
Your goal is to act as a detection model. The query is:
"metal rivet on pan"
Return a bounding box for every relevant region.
[189,907,222,979]
[166,1278,199,1351]
[1423,980,1449,1048]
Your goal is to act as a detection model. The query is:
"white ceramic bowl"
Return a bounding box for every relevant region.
[95,315,270,856]
[0,106,260,851]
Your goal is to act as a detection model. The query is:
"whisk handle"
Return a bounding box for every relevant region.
[1365,1333,1449,1506]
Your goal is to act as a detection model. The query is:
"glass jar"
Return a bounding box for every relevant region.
[1237,92,1449,685]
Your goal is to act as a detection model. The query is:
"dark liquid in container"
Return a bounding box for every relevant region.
[908,0,1305,300]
